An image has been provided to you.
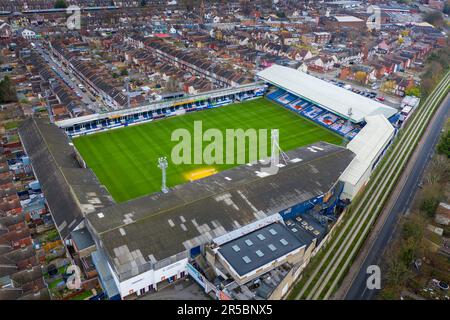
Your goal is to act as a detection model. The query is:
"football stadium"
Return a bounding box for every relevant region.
[19,65,398,300]
[72,98,342,202]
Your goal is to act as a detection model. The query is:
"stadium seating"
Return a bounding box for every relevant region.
[64,89,265,137]
[266,89,285,100]
[266,88,363,139]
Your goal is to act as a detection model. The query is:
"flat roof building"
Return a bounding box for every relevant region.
[216,223,305,283]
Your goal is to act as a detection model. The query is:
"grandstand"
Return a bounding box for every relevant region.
[258,64,398,139]
[56,83,267,137]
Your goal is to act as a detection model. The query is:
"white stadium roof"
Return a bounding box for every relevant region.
[257,64,398,123]
[340,114,395,186]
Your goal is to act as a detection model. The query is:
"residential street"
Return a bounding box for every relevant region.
[33,43,108,113]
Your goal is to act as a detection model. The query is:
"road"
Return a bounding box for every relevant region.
[291,71,450,300]
[32,43,108,113]
[344,94,450,300]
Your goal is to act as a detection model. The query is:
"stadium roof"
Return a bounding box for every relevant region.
[19,118,114,239]
[86,141,354,281]
[340,114,395,186]
[257,64,398,123]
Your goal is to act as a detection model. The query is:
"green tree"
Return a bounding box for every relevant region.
[54,0,68,8]
[444,1,450,15]
[420,78,435,96]
[402,218,423,242]
[423,11,444,28]
[405,86,420,97]
[437,130,450,158]
[399,240,416,266]
[240,0,252,15]
[384,253,411,288]
[0,76,18,103]
[354,71,367,84]
[181,0,196,11]
[276,11,286,18]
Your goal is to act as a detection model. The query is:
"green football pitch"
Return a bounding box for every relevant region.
[73,98,342,202]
